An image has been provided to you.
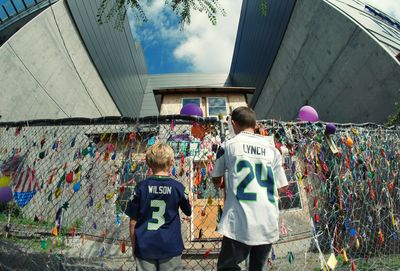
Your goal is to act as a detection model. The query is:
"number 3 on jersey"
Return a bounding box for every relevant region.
[236,160,275,203]
[148,200,166,230]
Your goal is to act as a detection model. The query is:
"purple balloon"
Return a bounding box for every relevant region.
[298,106,319,122]
[325,123,336,135]
[180,103,203,117]
[0,186,12,203]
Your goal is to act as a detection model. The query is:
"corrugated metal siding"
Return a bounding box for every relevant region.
[229,0,296,107]
[140,73,229,117]
[325,0,400,54]
[66,0,146,117]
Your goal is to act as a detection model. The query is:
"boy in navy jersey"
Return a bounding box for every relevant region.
[125,143,192,271]
[213,107,288,271]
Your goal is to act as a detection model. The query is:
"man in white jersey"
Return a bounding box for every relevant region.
[212,107,288,271]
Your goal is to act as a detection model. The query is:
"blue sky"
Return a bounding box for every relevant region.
[129,0,400,75]
[129,6,194,74]
[128,0,242,74]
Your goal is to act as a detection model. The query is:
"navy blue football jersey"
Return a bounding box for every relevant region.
[125,175,192,260]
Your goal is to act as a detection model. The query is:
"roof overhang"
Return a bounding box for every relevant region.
[153,87,255,111]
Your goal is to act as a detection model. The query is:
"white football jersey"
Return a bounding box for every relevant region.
[212,132,288,245]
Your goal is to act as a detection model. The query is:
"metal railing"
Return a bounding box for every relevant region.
[0,0,58,29]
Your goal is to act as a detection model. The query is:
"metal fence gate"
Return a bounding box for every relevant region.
[0,115,399,271]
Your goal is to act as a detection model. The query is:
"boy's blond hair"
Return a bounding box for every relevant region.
[146,142,174,171]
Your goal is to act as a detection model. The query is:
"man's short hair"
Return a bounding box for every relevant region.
[146,142,174,171]
[231,107,256,128]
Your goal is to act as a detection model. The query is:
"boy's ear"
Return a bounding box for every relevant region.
[231,120,238,128]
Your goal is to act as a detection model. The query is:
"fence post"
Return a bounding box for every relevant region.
[218,115,225,143]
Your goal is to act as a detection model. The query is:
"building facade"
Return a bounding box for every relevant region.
[153,87,254,117]
[140,73,231,117]
[0,0,146,121]
[229,0,400,123]
[1,0,399,124]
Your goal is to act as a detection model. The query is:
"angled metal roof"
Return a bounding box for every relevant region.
[229,0,297,107]
[66,0,147,117]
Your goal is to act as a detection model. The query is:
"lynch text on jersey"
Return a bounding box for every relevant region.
[148,186,172,195]
[243,144,266,156]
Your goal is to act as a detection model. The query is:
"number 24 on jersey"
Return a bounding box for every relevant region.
[236,160,275,203]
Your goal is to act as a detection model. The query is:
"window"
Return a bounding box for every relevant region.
[182,97,201,107]
[207,97,227,117]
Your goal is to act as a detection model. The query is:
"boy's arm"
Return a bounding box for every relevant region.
[179,185,192,216]
[129,219,137,256]
[273,149,289,191]
[212,143,226,188]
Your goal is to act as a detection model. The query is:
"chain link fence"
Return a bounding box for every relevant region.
[0,115,399,271]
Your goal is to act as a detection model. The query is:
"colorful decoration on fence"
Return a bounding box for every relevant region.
[298,105,319,122]
[0,154,26,203]
[0,175,11,187]
[13,167,38,207]
[255,120,400,269]
[0,175,12,202]
[287,251,295,264]
[180,103,203,117]
[0,185,12,202]
[325,123,336,135]
[0,117,398,271]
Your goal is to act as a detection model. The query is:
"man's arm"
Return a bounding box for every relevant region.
[129,219,137,257]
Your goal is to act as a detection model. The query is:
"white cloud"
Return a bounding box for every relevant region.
[363,0,400,20]
[129,0,242,73]
[129,1,184,45]
[174,0,242,73]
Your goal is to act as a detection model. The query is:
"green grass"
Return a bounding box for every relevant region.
[7,236,72,253]
[0,212,83,232]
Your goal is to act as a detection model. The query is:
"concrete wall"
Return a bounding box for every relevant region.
[140,73,229,117]
[253,0,400,123]
[0,0,120,122]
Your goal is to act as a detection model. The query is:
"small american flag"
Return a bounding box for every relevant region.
[13,167,38,207]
